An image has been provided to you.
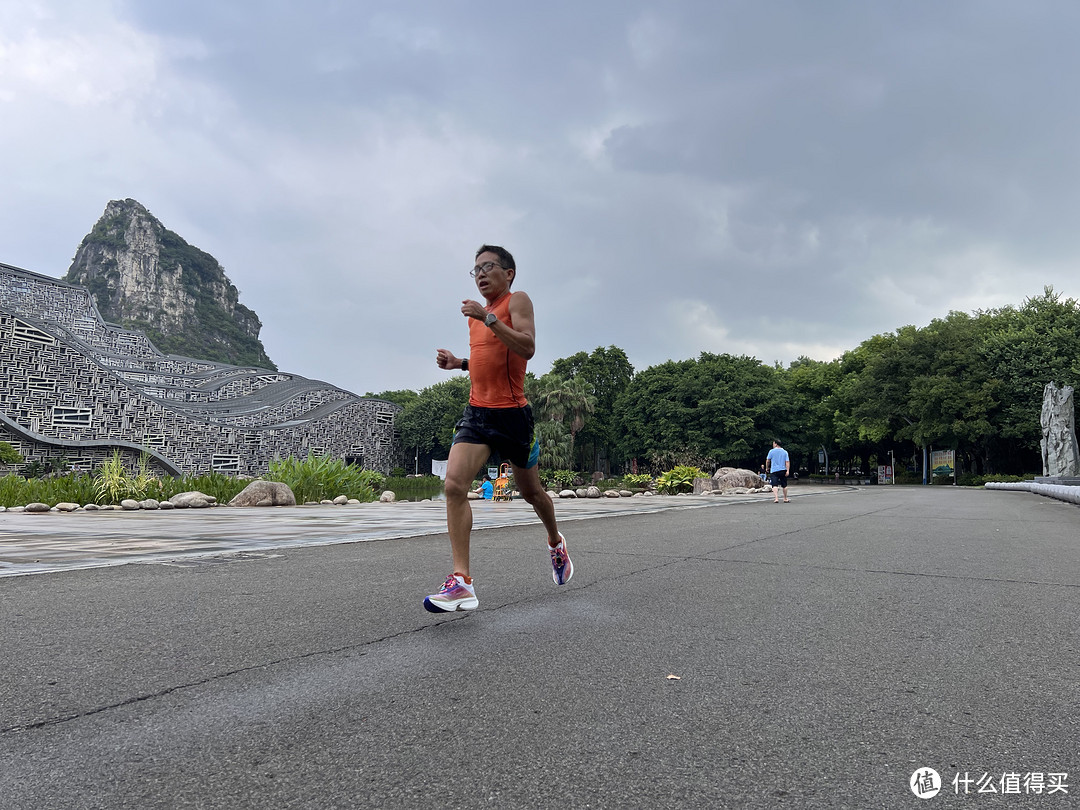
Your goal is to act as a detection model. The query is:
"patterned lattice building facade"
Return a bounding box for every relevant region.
[0,262,401,476]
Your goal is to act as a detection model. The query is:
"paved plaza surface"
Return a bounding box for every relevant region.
[2,484,1078,808]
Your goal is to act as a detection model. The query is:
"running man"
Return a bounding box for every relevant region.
[425,245,572,612]
[766,439,791,503]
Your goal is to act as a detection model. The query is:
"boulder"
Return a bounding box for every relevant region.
[25,502,50,513]
[713,467,764,491]
[586,486,602,498]
[333,495,348,505]
[604,489,621,498]
[379,490,396,503]
[54,502,80,512]
[559,489,577,498]
[140,499,160,510]
[228,481,296,508]
[169,491,215,509]
[121,499,141,510]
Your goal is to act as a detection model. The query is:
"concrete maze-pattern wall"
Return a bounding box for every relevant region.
[0,262,401,477]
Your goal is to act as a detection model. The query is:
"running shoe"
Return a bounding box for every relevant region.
[423,574,478,613]
[549,532,574,585]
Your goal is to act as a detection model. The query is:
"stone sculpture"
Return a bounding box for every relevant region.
[1040,382,1080,477]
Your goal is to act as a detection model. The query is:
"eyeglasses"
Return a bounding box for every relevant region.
[470,261,503,278]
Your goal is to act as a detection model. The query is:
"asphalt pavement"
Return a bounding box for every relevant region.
[2,484,1078,809]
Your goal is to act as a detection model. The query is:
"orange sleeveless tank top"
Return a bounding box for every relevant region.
[468,292,528,408]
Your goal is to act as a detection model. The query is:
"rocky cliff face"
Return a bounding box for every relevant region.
[63,199,276,369]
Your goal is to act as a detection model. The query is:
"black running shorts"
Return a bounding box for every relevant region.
[452,405,540,469]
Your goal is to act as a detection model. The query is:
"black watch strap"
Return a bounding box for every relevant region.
[461,358,469,372]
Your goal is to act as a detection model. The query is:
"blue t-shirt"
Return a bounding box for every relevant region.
[480,480,493,499]
[766,446,789,473]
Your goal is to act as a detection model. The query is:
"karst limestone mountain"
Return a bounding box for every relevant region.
[63,199,275,369]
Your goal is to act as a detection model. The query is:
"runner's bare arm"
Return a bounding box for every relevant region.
[497,291,536,360]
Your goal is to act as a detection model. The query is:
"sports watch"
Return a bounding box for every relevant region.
[484,312,498,328]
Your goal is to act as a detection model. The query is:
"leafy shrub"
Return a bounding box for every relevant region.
[0,454,388,507]
[0,472,100,507]
[621,473,654,490]
[265,454,385,503]
[385,474,444,501]
[957,473,1036,487]
[158,471,248,503]
[95,450,137,504]
[655,465,706,494]
[540,469,576,490]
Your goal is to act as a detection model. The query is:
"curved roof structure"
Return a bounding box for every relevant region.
[0,262,400,476]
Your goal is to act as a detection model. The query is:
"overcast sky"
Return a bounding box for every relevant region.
[2,1,1078,396]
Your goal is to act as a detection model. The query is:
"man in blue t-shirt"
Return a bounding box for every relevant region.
[765,439,791,503]
[475,476,494,500]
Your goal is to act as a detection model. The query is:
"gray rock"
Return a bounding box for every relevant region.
[25,503,51,513]
[169,491,214,509]
[54,502,81,512]
[10,505,27,512]
[83,503,99,511]
[586,486,602,499]
[619,490,633,497]
[559,489,577,498]
[140,499,160,510]
[713,467,765,491]
[693,477,716,495]
[333,495,348,505]
[121,499,141,510]
[1041,382,1080,476]
[604,489,621,498]
[229,480,296,508]
[158,500,175,510]
[379,490,396,503]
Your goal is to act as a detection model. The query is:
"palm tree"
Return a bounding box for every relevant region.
[531,374,596,468]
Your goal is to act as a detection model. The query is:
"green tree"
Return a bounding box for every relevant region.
[0,441,23,466]
[396,377,470,460]
[365,389,420,409]
[784,357,844,473]
[980,287,1080,471]
[551,346,634,473]
[614,353,785,471]
[530,373,596,469]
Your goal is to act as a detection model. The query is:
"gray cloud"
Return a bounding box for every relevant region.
[2,0,1079,396]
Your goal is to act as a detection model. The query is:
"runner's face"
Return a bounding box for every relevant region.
[474,251,513,300]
